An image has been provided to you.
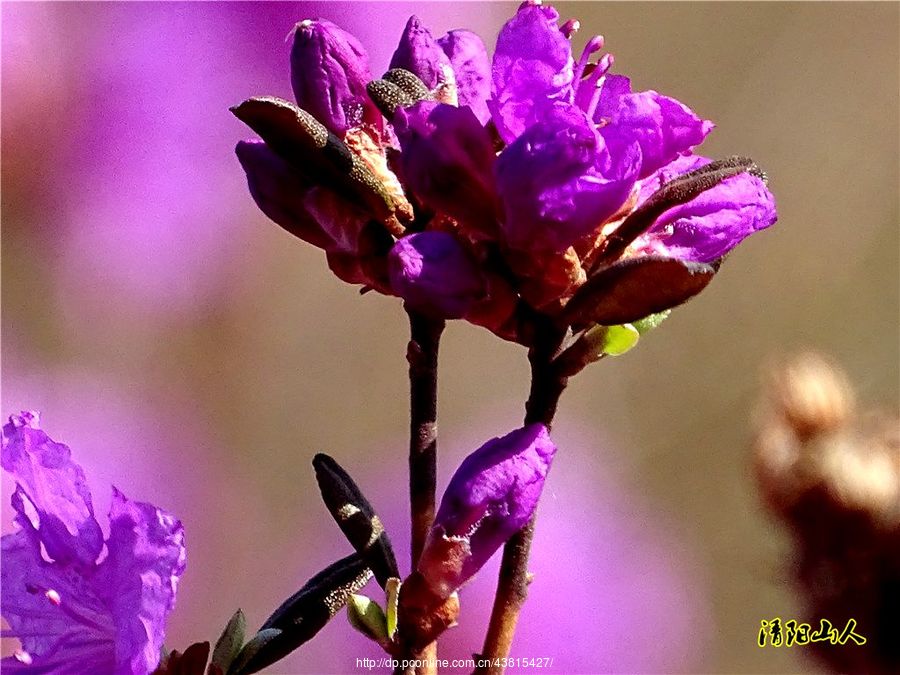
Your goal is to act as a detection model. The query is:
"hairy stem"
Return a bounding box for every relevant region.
[405,308,445,675]
[476,320,568,675]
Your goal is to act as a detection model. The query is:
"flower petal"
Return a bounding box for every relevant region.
[438,30,491,124]
[496,103,640,252]
[595,78,714,179]
[1,412,103,568]
[393,101,499,237]
[634,155,777,262]
[388,232,485,320]
[489,2,574,143]
[1,523,116,672]
[235,140,334,250]
[97,488,186,675]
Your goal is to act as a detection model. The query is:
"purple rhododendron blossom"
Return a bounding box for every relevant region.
[589,75,714,179]
[388,231,485,319]
[290,18,382,137]
[1,412,186,675]
[393,101,499,236]
[417,424,556,598]
[390,15,452,91]
[236,1,776,333]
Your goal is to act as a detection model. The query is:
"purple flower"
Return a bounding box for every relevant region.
[290,19,382,137]
[631,154,778,262]
[388,232,485,320]
[437,30,491,124]
[1,412,186,675]
[417,424,557,598]
[236,3,776,333]
[495,103,640,253]
[390,15,453,91]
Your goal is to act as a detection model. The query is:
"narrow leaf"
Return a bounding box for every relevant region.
[230,97,410,228]
[385,577,401,641]
[313,453,400,587]
[346,594,391,648]
[210,609,246,675]
[232,554,372,674]
[227,629,282,675]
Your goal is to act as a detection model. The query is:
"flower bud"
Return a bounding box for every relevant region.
[390,16,453,91]
[290,19,382,137]
[437,30,491,124]
[388,232,485,320]
[417,424,557,599]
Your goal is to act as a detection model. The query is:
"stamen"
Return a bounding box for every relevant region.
[574,35,605,83]
[14,650,33,665]
[560,19,580,39]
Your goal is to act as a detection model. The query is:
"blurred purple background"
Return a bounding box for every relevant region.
[2,2,898,673]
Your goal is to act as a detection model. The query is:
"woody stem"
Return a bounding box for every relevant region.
[476,319,568,675]
[405,308,445,675]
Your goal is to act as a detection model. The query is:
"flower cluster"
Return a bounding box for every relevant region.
[1,412,185,674]
[235,1,776,343]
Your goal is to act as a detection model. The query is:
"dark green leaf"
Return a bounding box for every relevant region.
[232,554,372,674]
[226,629,282,675]
[313,453,400,587]
[154,641,210,675]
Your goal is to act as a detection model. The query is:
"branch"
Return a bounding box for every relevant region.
[404,308,445,675]
[476,319,568,675]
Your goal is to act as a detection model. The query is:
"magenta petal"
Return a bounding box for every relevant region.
[393,101,498,234]
[598,85,713,179]
[634,155,778,262]
[1,524,116,672]
[496,103,640,252]
[418,424,556,597]
[235,140,334,251]
[290,19,381,136]
[1,412,103,568]
[99,488,186,675]
[489,3,574,143]
[438,29,491,124]
[1,413,185,675]
[388,232,485,320]
[390,15,452,90]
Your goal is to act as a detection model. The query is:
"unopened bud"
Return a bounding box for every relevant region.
[290,19,382,137]
[346,594,391,648]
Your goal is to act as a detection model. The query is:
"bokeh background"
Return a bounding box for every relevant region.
[2,2,898,673]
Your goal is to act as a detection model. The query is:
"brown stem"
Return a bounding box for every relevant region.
[405,308,445,675]
[476,320,568,675]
